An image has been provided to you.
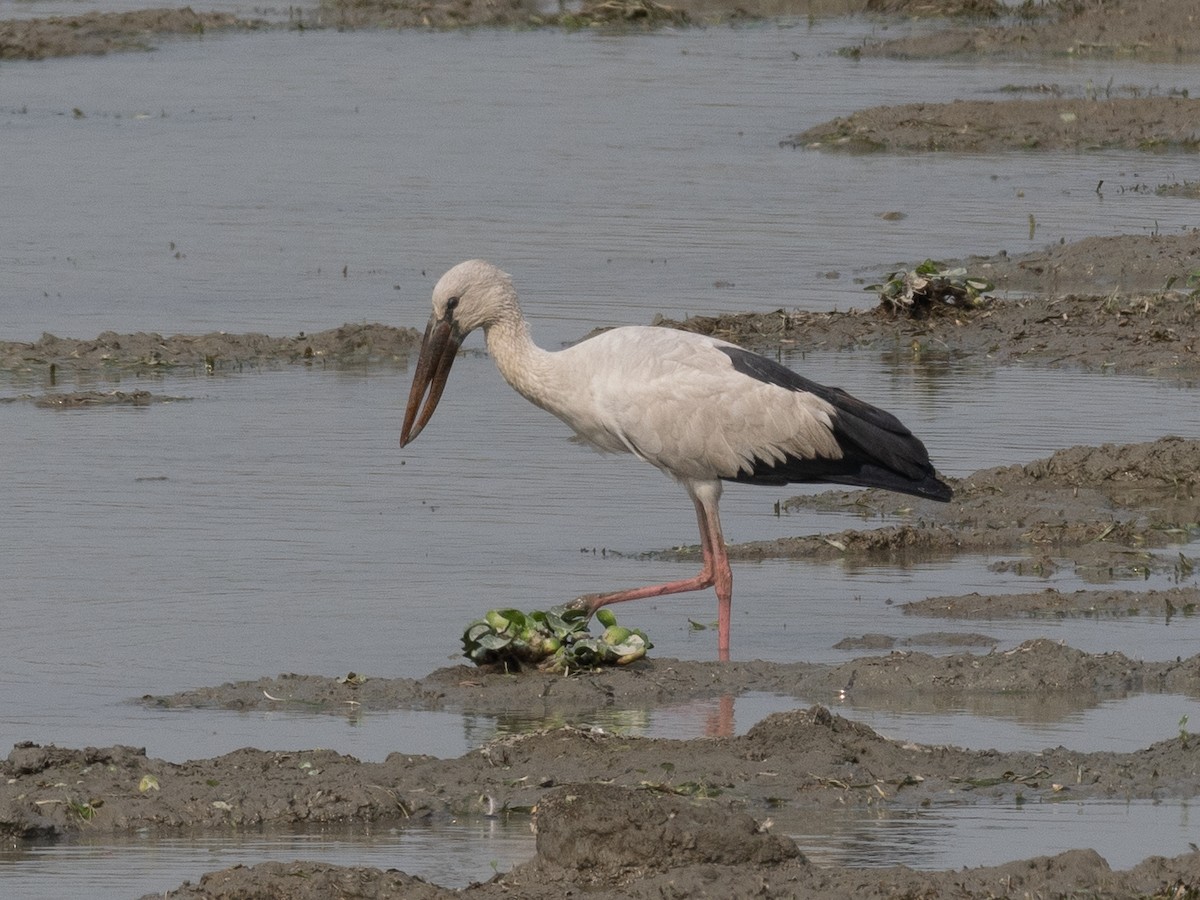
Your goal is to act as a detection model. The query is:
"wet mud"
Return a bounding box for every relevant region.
[5,0,1200,897]
[9,676,1200,898]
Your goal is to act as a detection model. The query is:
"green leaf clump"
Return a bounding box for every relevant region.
[462,605,652,673]
[867,259,993,318]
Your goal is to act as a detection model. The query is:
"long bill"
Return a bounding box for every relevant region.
[400,315,464,447]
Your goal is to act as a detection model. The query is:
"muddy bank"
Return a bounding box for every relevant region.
[657,233,1200,379]
[275,0,993,33]
[20,430,1200,844]
[957,232,1200,300]
[0,388,189,408]
[857,0,1200,61]
[0,322,420,379]
[0,0,983,58]
[3,231,1198,393]
[0,8,264,60]
[4,0,1179,59]
[8,695,1200,897]
[14,686,1200,832]
[785,0,1200,154]
[786,96,1200,154]
[145,633,1200,718]
[704,436,1200,583]
[905,586,1200,619]
[144,828,1200,900]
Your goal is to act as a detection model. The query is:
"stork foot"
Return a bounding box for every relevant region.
[564,594,604,616]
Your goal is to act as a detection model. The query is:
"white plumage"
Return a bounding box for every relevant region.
[401,260,952,657]
[512,326,843,481]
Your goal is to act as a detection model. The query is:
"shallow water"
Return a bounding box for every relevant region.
[2,12,1200,896]
[5,23,1200,347]
[4,798,1197,899]
[0,820,535,898]
[4,358,1199,762]
[794,798,1200,871]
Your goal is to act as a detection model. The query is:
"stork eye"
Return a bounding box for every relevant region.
[445,296,460,313]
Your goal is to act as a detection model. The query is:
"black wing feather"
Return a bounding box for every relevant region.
[718,347,952,502]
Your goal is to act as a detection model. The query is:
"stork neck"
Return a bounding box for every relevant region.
[483,314,556,407]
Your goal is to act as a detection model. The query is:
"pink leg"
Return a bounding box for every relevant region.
[700,493,733,659]
[574,486,734,659]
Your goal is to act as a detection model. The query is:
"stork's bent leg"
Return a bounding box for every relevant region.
[572,487,733,659]
[573,495,717,606]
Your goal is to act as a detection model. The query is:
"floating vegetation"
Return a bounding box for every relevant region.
[867,259,993,318]
[462,606,651,673]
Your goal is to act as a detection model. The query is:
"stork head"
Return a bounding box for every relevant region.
[400,260,514,447]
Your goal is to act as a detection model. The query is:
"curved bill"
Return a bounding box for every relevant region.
[400,315,464,447]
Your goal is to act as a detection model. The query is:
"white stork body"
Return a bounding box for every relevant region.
[493,325,843,481]
[401,260,952,657]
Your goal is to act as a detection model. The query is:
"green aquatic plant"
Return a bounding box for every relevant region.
[462,605,651,673]
[66,796,100,821]
[867,259,993,318]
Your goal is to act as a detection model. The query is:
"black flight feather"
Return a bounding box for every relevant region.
[717,347,952,502]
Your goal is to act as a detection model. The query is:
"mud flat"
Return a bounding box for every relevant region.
[4,231,1199,388]
[7,660,1200,898]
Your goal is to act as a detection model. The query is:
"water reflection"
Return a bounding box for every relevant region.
[0,819,535,900]
[3,797,1194,900]
[457,689,1200,756]
[793,800,1197,871]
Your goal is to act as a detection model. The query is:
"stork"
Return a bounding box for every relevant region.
[401,260,952,657]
